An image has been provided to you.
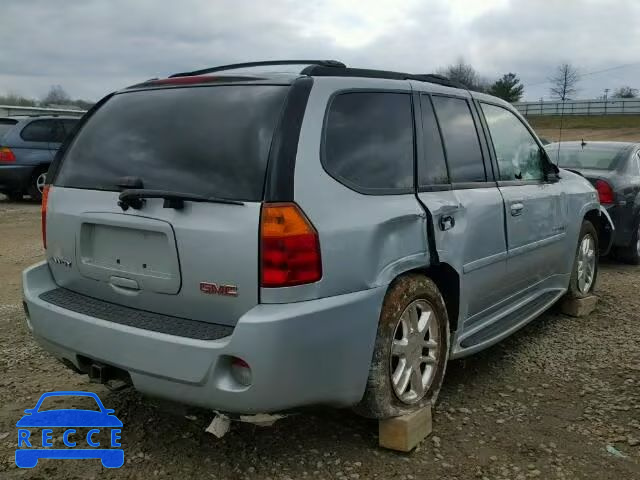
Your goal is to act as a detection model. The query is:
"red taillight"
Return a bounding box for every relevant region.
[41,185,50,249]
[595,180,614,205]
[260,203,322,288]
[0,147,16,163]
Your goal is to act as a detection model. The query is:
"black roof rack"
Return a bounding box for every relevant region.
[168,59,464,90]
[300,65,464,89]
[169,60,346,78]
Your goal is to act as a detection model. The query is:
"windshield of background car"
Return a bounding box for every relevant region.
[54,85,289,201]
[548,145,626,170]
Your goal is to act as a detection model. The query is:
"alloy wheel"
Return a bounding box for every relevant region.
[36,173,47,194]
[576,234,596,294]
[389,299,440,404]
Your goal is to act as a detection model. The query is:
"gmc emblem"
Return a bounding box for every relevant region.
[200,282,238,297]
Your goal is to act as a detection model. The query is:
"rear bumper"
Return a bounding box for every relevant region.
[23,261,385,413]
[603,204,638,247]
[0,164,33,192]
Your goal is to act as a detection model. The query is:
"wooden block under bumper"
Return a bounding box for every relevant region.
[379,404,432,452]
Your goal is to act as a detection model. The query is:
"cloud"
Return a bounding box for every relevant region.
[1,0,638,101]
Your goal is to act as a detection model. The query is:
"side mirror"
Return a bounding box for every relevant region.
[545,163,560,182]
[541,150,560,181]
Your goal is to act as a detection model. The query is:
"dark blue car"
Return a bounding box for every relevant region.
[0,115,79,201]
[15,391,123,468]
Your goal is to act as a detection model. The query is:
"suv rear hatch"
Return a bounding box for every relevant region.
[46,81,290,326]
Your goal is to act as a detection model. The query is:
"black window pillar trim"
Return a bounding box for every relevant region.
[411,91,441,265]
[264,77,314,202]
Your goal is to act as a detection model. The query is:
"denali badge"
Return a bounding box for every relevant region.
[51,256,72,268]
[200,282,238,297]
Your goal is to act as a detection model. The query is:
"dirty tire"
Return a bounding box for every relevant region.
[567,220,599,299]
[354,274,450,419]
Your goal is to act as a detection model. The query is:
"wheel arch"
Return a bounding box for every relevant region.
[389,263,460,334]
[584,207,611,255]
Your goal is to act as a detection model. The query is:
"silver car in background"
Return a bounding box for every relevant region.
[23,60,612,419]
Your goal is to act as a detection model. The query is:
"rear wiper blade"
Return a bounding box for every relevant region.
[118,189,244,211]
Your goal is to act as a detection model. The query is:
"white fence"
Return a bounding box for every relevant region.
[0,105,86,117]
[514,98,640,116]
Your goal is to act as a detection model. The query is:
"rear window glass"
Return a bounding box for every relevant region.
[0,119,17,139]
[55,85,288,201]
[547,145,625,170]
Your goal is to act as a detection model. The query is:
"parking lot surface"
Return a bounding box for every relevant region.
[0,196,638,479]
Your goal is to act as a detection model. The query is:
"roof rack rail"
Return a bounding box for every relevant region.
[300,65,464,89]
[170,60,346,78]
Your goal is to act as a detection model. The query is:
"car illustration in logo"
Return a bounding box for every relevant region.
[15,391,123,468]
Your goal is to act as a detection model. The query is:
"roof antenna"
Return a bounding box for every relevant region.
[555,100,565,166]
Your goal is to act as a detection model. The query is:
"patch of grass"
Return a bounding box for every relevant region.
[526,115,640,130]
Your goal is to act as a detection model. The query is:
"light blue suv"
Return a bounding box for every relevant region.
[22,60,613,419]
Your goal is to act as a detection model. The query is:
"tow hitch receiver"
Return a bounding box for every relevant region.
[87,362,131,391]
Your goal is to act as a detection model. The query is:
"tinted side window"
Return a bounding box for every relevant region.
[431,96,486,183]
[61,119,79,136]
[419,95,449,186]
[481,103,544,181]
[20,120,58,143]
[51,121,67,143]
[324,92,414,192]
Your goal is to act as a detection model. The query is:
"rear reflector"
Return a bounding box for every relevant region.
[595,179,614,205]
[230,357,252,386]
[41,185,50,249]
[0,146,16,163]
[260,203,322,288]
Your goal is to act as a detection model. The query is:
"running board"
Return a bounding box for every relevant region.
[459,291,560,349]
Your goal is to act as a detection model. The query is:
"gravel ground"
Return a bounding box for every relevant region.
[0,196,638,479]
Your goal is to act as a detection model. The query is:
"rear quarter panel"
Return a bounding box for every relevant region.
[559,169,601,272]
[261,77,431,304]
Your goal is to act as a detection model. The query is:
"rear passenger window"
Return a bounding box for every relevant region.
[419,95,449,186]
[431,96,486,183]
[20,120,57,143]
[324,92,414,192]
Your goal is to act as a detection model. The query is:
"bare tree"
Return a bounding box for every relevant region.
[548,63,580,101]
[42,85,71,106]
[437,58,489,92]
[612,86,638,99]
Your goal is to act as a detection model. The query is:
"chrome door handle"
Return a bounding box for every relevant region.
[510,203,524,216]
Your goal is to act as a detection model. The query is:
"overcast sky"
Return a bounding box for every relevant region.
[2,0,639,102]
